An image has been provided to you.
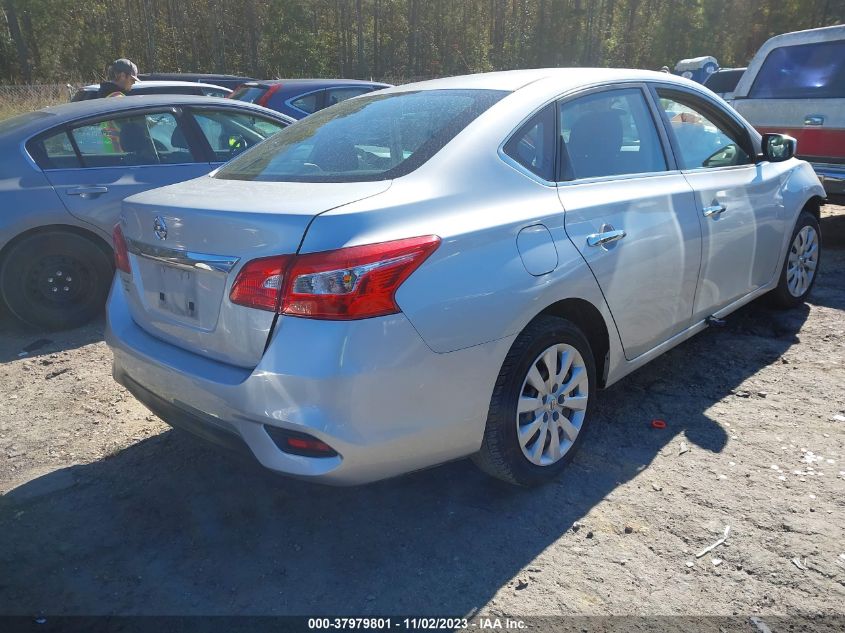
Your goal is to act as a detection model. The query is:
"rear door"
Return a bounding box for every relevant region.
[557,85,702,360]
[732,38,845,164]
[39,109,211,236]
[653,86,787,320]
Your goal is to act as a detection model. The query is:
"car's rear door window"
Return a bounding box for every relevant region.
[749,40,845,99]
[215,89,507,183]
[558,88,668,180]
[28,130,82,169]
[656,89,752,169]
[69,112,196,167]
[324,87,373,108]
[191,110,287,161]
[503,104,556,181]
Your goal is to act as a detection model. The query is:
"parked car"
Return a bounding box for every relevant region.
[107,69,825,486]
[138,73,256,91]
[0,96,293,330]
[229,78,392,119]
[71,80,231,102]
[731,24,845,203]
[703,67,745,100]
[673,56,719,83]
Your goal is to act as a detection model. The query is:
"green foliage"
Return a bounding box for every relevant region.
[1,0,842,84]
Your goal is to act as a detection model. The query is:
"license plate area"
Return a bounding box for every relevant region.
[155,263,198,320]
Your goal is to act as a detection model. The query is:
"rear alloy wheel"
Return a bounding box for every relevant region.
[473,315,596,486]
[0,231,113,330]
[770,211,821,308]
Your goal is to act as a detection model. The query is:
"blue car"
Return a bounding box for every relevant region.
[0,95,293,329]
[229,78,392,119]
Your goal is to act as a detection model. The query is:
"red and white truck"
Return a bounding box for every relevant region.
[731,24,845,203]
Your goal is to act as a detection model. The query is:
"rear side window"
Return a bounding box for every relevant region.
[749,40,845,99]
[69,112,196,167]
[559,88,667,180]
[192,110,287,161]
[28,130,82,169]
[290,91,321,114]
[215,89,507,183]
[503,104,556,181]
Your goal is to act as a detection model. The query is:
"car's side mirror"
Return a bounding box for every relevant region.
[759,133,796,163]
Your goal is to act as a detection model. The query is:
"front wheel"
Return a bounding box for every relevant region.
[769,211,821,309]
[473,315,596,486]
[0,231,113,330]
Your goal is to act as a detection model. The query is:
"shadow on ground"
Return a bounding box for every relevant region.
[0,298,816,615]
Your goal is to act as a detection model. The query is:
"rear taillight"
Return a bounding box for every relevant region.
[256,84,282,107]
[229,255,292,311]
[228,236,440,320]
[113,224,131,273]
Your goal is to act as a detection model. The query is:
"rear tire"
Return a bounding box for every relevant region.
[0,231,113,330]
[473,315,596,486]
[769,211,821,309]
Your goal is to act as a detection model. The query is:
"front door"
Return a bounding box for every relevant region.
[653,87,787,321]
[557,86,702,360]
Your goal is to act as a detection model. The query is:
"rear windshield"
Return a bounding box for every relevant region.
[230,85,267,103]
[214,89,507,183]
[704,69,744,93]
[749,40,845,99]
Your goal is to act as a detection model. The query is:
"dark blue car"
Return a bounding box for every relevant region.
[229,79,392,119]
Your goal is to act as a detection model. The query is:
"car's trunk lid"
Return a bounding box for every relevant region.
[119,176,390,368]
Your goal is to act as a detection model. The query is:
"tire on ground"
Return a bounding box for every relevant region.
[473,314,596,486]
[0,230,113,330]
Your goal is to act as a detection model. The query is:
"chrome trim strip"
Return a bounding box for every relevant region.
[126,238,240,273]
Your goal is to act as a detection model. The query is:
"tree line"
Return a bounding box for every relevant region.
[1,0,842,85]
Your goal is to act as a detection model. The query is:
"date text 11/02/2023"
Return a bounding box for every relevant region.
[307,617,528,630]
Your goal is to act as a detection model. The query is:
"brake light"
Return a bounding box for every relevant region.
[228,236,440,319]
[256,83,283,107]
[229,255,292,311]
[113,224,131,273]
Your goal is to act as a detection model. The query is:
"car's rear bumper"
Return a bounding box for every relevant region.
[106,280,513,485]
[810,162,845,203]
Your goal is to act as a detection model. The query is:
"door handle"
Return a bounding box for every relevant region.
[804,115,824,126]
[586,229,626,248]
[703,204,726,217]
[66,186,109,196]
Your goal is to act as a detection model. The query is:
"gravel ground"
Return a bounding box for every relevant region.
[0,206,843,620]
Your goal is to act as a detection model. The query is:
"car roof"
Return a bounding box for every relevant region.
[81,80,230,91]
[0,95,294,140]
[382,67,705,94]
[242,78,392,88]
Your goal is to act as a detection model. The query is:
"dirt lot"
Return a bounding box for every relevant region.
[1,207,843,621]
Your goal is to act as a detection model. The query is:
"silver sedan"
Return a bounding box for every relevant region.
[106,69,825,485]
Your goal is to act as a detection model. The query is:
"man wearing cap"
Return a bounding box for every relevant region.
[97,58,140,98]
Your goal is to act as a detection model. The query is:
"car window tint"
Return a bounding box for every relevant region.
[230,86,267,103]
[559,88,667,180]
[503,104,556,181]
[291,91,321,114]
[70,112,194,167]
[215,89,507,183]
[749,40,845,99]
[29,130,81,169]
[656,90,751,169]
[192,110,286,161]
[324,87,371,108]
